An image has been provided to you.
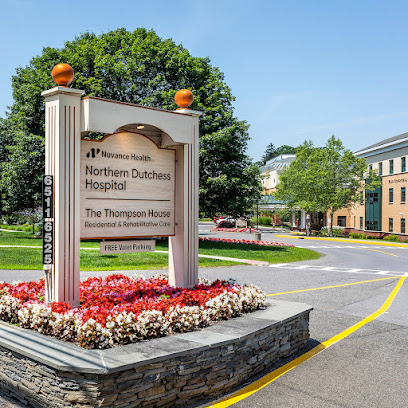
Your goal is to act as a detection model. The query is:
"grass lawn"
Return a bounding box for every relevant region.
[0,248,237,270]
[0,231,320,270]
[197,240,320,264]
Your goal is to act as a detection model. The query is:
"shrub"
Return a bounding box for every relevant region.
[249,216,272,226]
[332,228,344,237]
[217,220,234,229]
[384,234,400,242]
[348,232,365,239]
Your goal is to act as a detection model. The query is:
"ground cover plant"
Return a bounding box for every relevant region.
[0,274,266,349]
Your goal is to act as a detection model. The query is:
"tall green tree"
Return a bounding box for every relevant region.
[261,143,296,164]
[0,132,44,214]
[275,136,380,236]
[0,28,259,217]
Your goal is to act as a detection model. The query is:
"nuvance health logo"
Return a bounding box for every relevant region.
[84,146,152,162]
[86,148,100,158]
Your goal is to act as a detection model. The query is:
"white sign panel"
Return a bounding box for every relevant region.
[80,132,175,239]
[100,240,155,254]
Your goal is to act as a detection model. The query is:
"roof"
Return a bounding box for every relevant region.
[355,132,408,155]
[260,154,296,172]
[260,195,285,205]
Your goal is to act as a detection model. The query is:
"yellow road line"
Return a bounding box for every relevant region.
[275,235,408,248]
[208,276,406,408]
[266,276,399,296]
[358,248,398,257]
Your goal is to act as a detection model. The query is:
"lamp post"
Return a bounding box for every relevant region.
[254,198,261,241]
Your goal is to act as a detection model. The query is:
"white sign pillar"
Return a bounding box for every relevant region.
[168,115,200,287]
[41,85,84,306]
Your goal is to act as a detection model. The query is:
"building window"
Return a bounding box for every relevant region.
[402,157,406,173]
[360,217,363,229]
[369,164,373,171]
[389,188,393,203]
[337,216,347,227]
[389,218,393,232]
[390,159,394,174]
[379,162,383,176]
[401,218,406,234]
[402,187,406,203]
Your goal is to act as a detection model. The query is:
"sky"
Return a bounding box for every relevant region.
[1,0,408,161]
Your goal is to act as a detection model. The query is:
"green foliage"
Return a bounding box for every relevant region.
[0,224,39,232]
[273,207,293,221]
[250,216,272,226]
[384,234,400,242]
[348,232,366,239]
[315,228,358,238]
[275,136,382,235]
[199,123,262,217]
[261,143,296,164]
[0,133,44,214]
[1,28,260,217]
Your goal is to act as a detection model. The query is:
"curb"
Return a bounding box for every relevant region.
[275,235,408,248]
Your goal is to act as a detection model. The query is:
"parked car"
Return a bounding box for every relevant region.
[214,216,236,227]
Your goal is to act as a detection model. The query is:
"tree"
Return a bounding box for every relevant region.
[261,143,277,164]
[0,28,259,217]
[275,136,380,236]
[261,143,296,164]
[0,132,44,214]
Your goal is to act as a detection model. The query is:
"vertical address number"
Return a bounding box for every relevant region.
[43,221,53,264]
[42,175,53,218]
[42,176,54,265]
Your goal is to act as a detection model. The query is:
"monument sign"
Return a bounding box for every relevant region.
[80,132,175,238]
[42,63,200,306]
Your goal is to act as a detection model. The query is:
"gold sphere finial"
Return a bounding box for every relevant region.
[51,63,74,87]
[175,89,194,109]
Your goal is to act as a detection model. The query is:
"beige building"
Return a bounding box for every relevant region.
[260,154,296,194]
[333,132,408,237]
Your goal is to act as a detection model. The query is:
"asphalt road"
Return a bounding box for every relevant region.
[1,224,407,407]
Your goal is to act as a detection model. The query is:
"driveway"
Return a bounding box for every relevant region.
[0,226,407,407]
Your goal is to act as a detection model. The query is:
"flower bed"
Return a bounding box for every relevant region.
[0,274,266,349]
[212,227,253,232]
[200,236,294,247]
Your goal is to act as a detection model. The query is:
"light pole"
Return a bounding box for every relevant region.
[254,198,261,241]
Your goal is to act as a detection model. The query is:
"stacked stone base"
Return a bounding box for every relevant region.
[0,300,312,407]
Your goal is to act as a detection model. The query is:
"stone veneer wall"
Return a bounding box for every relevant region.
[0,300,312,408]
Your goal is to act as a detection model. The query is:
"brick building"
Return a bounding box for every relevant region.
[333,132,408,238]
